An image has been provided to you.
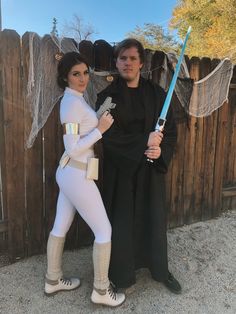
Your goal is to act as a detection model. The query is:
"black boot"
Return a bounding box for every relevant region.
[163,271,182,294]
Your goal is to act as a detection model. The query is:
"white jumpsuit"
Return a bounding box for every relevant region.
[51,87,111,243]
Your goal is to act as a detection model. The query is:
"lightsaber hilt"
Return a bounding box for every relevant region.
[147,118,166,163]
[155,117,166,132]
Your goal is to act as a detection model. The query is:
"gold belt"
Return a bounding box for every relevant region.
[60,154,99,180]
[67,159,87,170]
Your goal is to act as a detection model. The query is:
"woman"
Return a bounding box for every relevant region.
[44,51,125,307]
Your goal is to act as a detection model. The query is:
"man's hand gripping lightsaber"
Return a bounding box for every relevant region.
[147,26,192,162]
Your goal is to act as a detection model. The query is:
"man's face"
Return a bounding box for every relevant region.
[116,47,143,87]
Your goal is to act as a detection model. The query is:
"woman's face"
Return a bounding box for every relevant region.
[67,63,89,93]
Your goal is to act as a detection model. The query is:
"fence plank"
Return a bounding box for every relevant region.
[198,58,216,220]
[79,40,95,67]
[0,220,8,233]
[182,57,200,224]
[168,121,186,227]
[0,33,8,253]
[0,30,26,259]
[21,32,45,256]
[0,67,7,225]
[222,66,236,210]
[213,101,229,214]
[142,49,154,80]
[94,40,116,71]
[151,50,165,84]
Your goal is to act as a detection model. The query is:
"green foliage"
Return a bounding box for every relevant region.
[126,23,180,53]
[170,0,236,62]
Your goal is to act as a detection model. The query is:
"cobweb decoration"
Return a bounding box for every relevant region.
[159,54,233,117]
[188,59,233,117]
[26,34,112,148]
[26,33,233,148]
[26,33,63,148]
[158,53,194,111]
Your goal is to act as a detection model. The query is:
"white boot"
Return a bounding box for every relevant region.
[91,283,125,307]
[45,233,80,296]
[91,241,125,307]
[45,277,80,296]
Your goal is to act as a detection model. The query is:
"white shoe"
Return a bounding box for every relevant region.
[44,277,80,296]
[91,283,125,307]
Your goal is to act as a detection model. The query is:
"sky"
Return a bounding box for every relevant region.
[1,0,178,43]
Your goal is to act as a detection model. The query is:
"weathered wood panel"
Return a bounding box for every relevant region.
[199,58,217,220]
[213,102,229,213]
[79,40,95,67]
[94,40,116,71]
[0,42,7,252]
[151,50,165,84]
[0,30,25,259]
[182,57,200,224]
[0,31,235,260]
[222,65,236,210]
[22,32,44,256]
[0,59,6,224]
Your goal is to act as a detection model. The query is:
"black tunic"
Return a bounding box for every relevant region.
[96,76,177,288]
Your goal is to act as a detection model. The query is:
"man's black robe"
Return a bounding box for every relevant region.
[96,76,177,288]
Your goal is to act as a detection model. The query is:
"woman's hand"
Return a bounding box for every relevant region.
[97,111,114,134]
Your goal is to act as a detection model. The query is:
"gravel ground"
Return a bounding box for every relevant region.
[0,210,235,314]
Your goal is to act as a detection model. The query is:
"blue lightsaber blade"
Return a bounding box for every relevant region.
[155,26,192,132]
[147,26,191,163]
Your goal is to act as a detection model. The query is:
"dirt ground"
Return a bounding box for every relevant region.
[0,209,235,314]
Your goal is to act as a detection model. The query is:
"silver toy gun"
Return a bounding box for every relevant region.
[96,97,116,119]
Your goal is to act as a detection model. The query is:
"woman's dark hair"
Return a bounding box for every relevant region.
[114,38,145,64]
[57,52,90,90]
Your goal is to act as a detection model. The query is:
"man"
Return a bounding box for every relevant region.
[96,38,181,294]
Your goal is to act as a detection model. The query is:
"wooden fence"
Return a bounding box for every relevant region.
[0,29,235,262]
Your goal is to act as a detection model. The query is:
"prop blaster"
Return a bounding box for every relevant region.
[96,97,116,118]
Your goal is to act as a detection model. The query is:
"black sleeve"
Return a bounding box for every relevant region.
[153,98,177,173]
[96,90,149,173]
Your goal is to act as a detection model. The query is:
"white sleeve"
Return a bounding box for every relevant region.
[63,129,102,159]
[61,98,102,159]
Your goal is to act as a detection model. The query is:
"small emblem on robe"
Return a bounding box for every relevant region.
[106,75,114,82]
